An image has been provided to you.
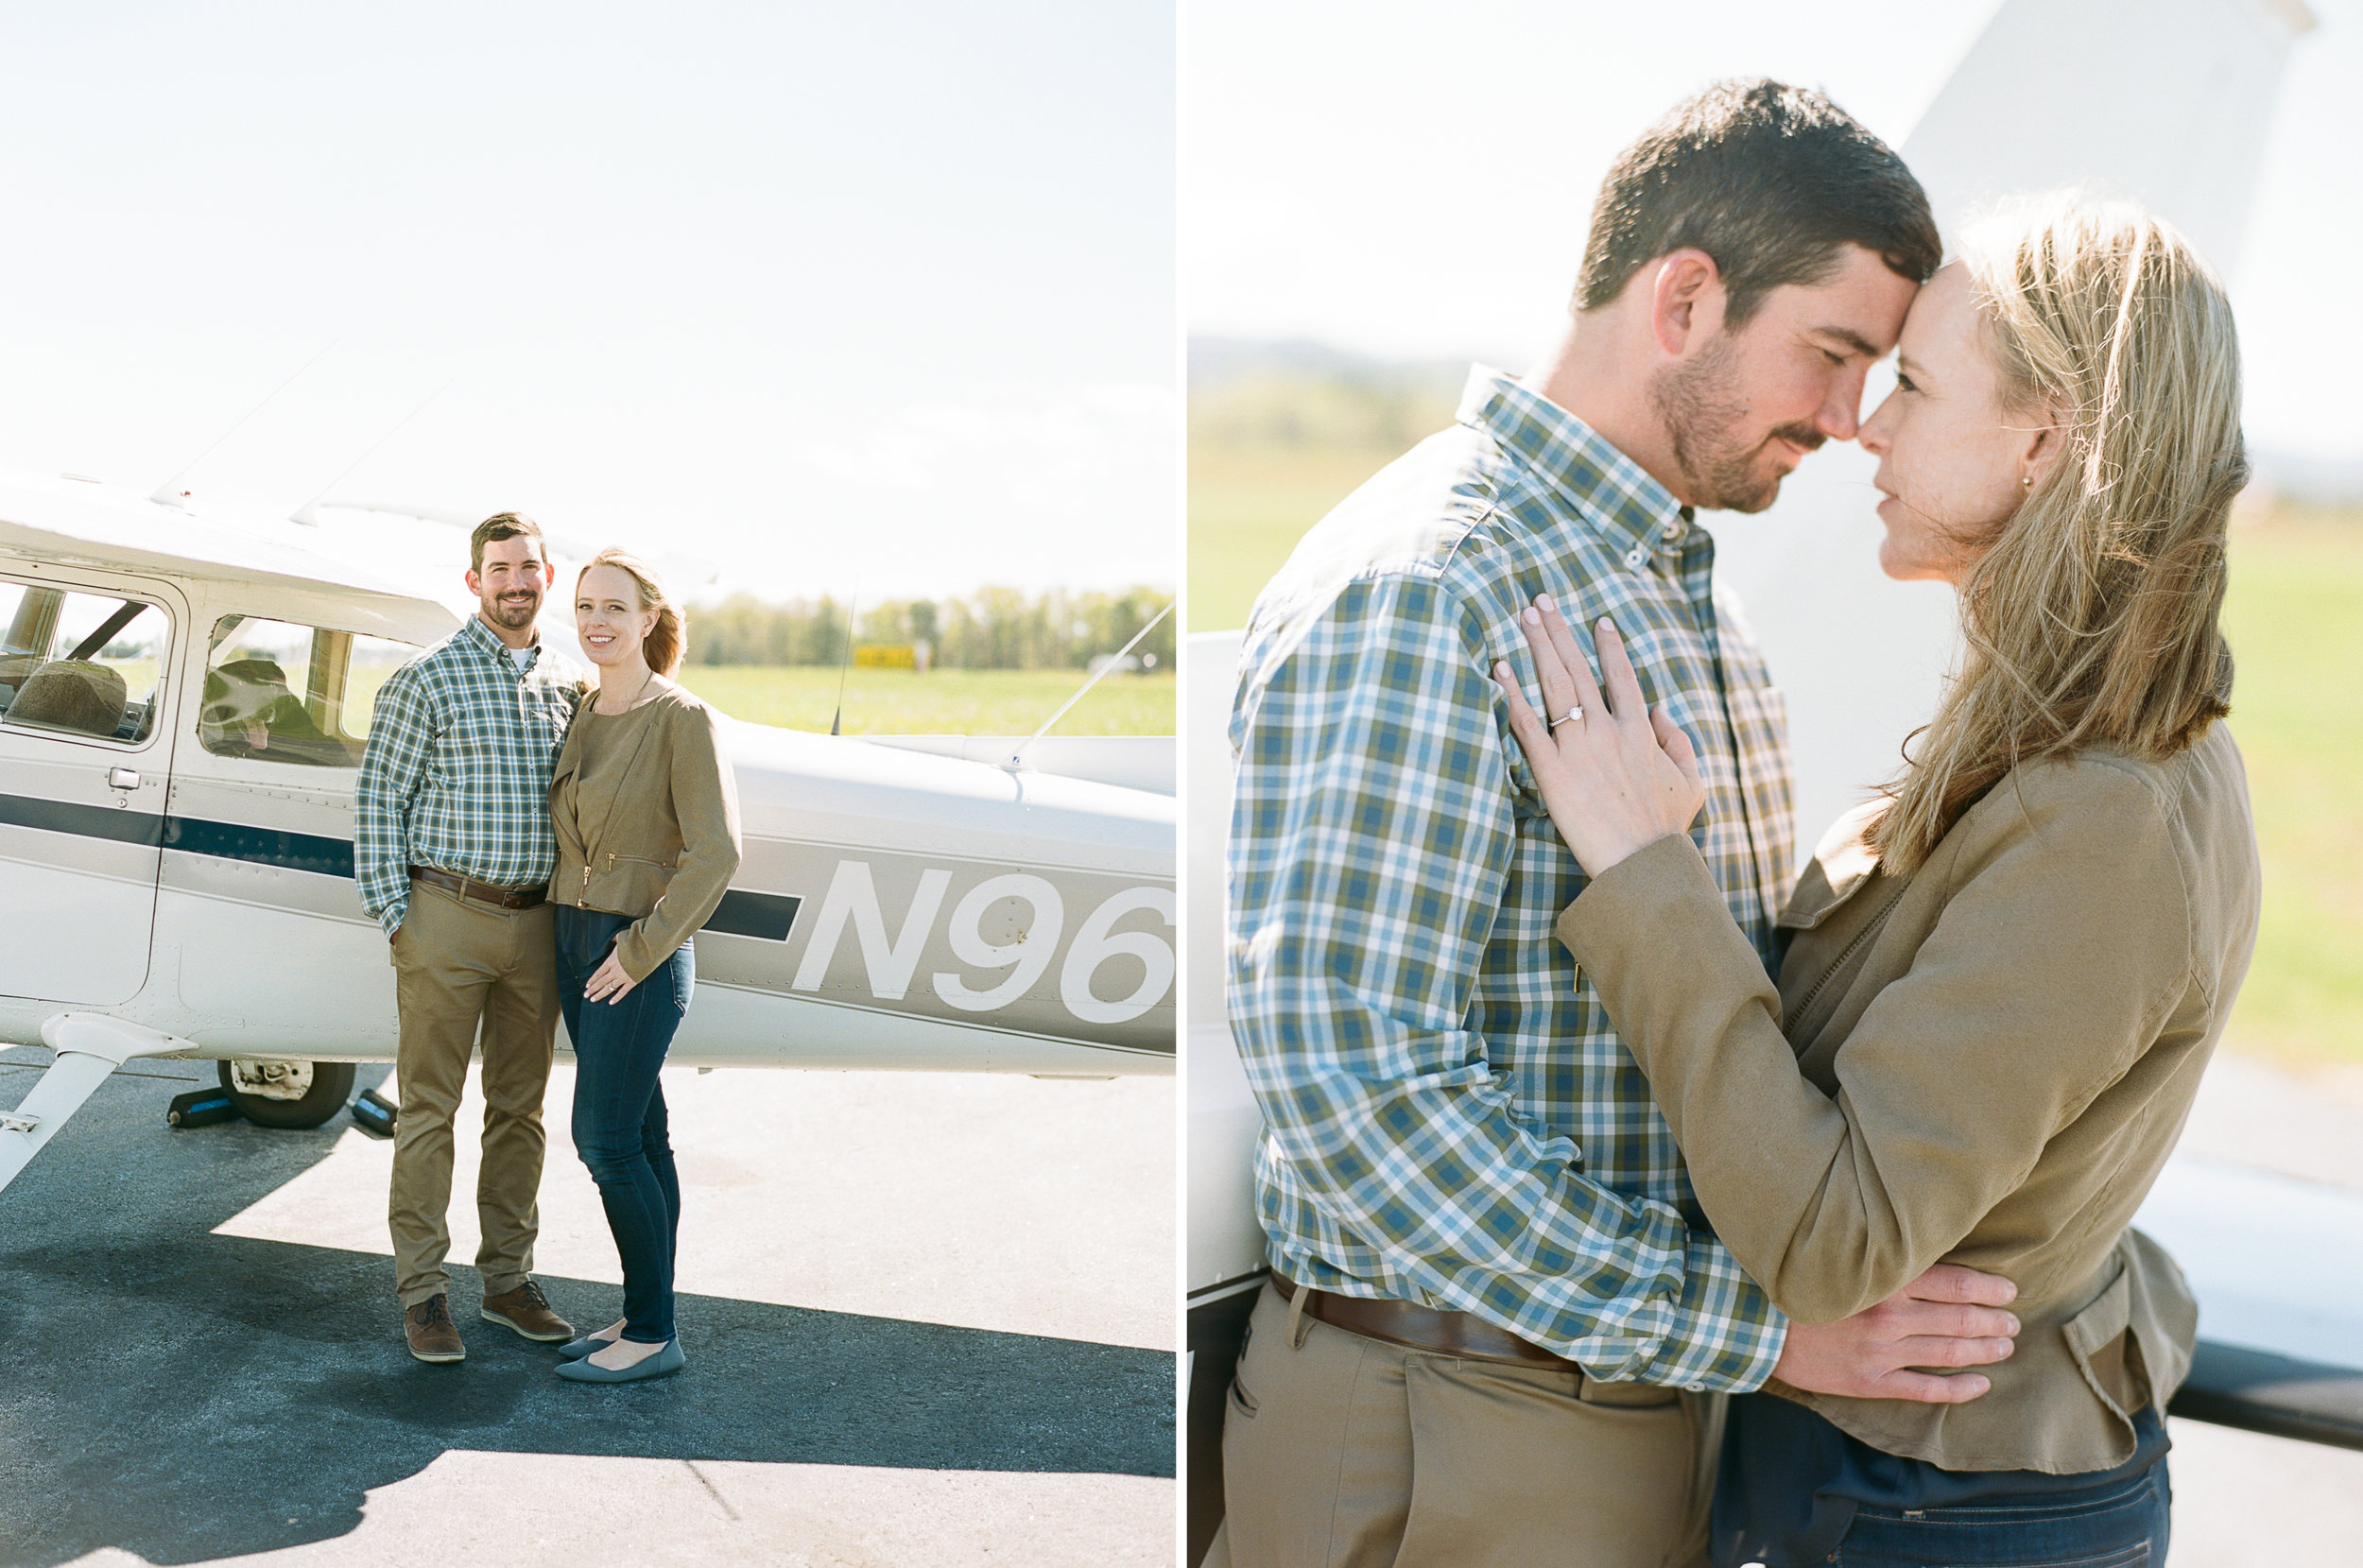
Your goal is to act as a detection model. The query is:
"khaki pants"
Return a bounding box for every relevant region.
[1209,1281,1720,1568]
[388,881,560,1307]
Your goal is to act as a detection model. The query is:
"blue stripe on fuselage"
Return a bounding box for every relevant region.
[0,790,796,939]
[164,812,353,877]
[0,789,165,848]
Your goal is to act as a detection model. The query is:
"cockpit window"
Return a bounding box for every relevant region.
[0,579,170,745]
[200,617,419,768]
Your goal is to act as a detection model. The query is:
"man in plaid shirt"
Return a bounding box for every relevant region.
[1217,83,2018,1566]
[356,513,585,1363]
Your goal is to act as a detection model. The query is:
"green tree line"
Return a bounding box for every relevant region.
[685,585,1176,671]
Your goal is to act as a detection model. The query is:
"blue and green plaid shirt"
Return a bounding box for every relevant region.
[1227,367,1796,1390]
[354,614,585,938]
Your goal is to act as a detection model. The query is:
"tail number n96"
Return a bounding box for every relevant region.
[790,860,1175,1025]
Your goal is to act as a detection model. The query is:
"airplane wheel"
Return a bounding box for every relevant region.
[216,1060,356,1129]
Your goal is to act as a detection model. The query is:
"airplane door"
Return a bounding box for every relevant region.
[0,566,182,1006]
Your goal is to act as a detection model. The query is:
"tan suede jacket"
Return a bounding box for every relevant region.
[548,685,742,984]
[1556,722,2258,1473]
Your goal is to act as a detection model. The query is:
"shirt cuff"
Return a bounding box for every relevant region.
[1628,1236,1789,1393]
[376,902,406,940]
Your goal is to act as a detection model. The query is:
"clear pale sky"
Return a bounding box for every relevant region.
[1188,0,2363,463]
[0,2,1177,603]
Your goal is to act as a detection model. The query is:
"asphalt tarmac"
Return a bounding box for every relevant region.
[0,1046,1175,1567]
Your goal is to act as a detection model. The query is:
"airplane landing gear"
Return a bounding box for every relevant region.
[216,1060,354,1129]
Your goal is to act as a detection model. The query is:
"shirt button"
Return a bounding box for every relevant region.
[1685,1380,1705,1391]
[1624,546,1648,569]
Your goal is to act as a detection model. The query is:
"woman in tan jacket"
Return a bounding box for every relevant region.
[1494,197,2259,1564]
[546,547,742,1385]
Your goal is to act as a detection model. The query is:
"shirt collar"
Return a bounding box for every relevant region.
[1457,365,1693,568]
[461,612,540,670]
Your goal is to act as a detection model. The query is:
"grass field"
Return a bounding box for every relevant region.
[1190,430,2363,1069]
[670,665,1176,736]
[1188,443,1406,631]
[2212,508,2363,1067]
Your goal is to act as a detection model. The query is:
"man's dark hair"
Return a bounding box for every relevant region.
[1576,79,1940,327]
[469,511,546,574]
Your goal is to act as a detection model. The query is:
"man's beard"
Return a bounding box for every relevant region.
[483,589,541,630]
[1650,333,1823,514]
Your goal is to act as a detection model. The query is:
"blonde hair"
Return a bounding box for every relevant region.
[1871,194,2245,872]
[578,547,686,677]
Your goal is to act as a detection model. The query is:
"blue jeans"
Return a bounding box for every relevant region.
[556,906,691,1345]
[1835,1463,2171,1567]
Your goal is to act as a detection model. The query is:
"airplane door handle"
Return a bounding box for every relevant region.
[106,767,140,791]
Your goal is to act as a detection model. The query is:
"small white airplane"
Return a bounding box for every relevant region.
[0,468,1174,1198]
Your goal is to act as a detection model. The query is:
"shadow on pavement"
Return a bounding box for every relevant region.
[0,1056,1172,1567]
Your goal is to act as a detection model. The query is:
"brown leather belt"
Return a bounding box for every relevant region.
[410,865,547,911]
[1272,1272,1578,1370]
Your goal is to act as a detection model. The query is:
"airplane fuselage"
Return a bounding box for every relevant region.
[0,477,1175,1080]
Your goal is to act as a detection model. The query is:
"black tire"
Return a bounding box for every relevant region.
[216,1060,356,1129]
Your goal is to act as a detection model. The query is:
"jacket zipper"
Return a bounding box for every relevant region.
[578,853,671,906]
[1788,882,1910,1042]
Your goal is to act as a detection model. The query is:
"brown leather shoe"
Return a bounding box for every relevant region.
[480,1279,575,1342]
[404,1295,465,1363]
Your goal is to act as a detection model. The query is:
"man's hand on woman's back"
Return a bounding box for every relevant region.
[1773,1263,2021,1404]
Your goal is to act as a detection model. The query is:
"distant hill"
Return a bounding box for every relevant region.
[1188,336,1465,452]
[1189,336,1467,389]
[1195,337,2363,510]
[2251,450,2363,508]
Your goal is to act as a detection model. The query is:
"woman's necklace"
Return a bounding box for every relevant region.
[599,663,656,715]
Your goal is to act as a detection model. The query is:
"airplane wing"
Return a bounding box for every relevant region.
[0,474,455,644]
[861,735,1175,796]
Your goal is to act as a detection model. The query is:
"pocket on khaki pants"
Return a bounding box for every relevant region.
[1396,1359,1708,1568]
[1218,1282,1718,1568]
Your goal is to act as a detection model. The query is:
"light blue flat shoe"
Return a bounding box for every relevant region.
[554,1337,684,1383]
[558,1329,620,1360]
